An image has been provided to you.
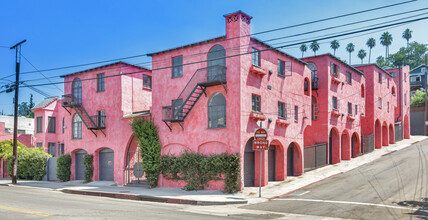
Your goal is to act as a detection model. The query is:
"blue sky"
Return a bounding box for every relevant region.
[1,0,427,114]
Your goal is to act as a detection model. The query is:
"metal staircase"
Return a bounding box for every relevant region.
[62,94,106,137]
[162,65,227,131]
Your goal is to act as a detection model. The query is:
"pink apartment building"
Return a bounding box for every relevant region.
[32,62,152,185]
[302,54,366,166]
[149,11,312,189]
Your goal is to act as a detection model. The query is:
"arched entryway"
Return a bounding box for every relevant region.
[99,148,114,181]
[75,149,88,180]
[287,142,303,177]
[124,136,144,185]
[268,140,284,181]
[389,124,395,144]
[375,119,382,149]
[382,122,388,146]
[351,132,360,158]
[329,128,340,164]
[244,138,255,187]
[341,130,350,160]
[404,115,410,139]
[268,145,276,181]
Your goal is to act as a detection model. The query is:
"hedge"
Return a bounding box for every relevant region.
[0,140,51,180]
[56,154,71,182]
[83,154,93,183]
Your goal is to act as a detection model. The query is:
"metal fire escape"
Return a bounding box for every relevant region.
[62,94,106,137]
[162,65,227,131]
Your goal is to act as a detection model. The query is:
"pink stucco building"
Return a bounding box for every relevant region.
[32,62,152,185]
[149,11,312,189]
[388,66,411,139]
[302,54,366,165]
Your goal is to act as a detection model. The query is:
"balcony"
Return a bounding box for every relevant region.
[331,73,341,85]
[249,111,266,120]
[249,65,267,77]
[331,109,341,117]
[347,114,355,121]
[62,94,81,107]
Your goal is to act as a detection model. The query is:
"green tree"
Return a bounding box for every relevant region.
[358,49,367,64]
[366,38,376,63]
[346,43,355,64]
[384,42,427,69]
[330,40,340,56]
[380,32,393,58]
[18,102,30,117]
[411,90,425,108]
[310,41,320,56]
[402,28,412,48]
[300,44,307,58]
[376,56,392,68]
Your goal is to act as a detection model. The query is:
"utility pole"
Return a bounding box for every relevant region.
[425,54,428,135]
[10,40,26,184]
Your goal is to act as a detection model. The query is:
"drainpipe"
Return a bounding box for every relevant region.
[396,67,402,123]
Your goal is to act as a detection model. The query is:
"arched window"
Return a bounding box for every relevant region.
[307,62,318,90]
[207,45,226,82]
[304,77,310,95]
[72,78,82,104]
[361,84,365,98]
[72,114,82,139]
[392,86,396,95]
[208,92,226,128]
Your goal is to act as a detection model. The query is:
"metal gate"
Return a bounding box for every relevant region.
[268,146,275,181]
[125,150,146,185]
[304,143,327,172]
[75,150,87,180]
[244,138,255,187]
[99,148,114,181]
[395,125,403,142]
[361,134,375,154]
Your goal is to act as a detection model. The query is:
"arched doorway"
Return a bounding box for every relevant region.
[382,122,388,146]
[268,145,276,181]
[341,130,350,160]
[207,45,226,82]
[75,149,88,180]
[287,142,303,177]
[244,138,255,187]
[99,148,114,181]
[389,124,395,144]
[351,133,360,158]
[375,120,382,149]
[72,78,82,104]
[125,136,144,185]
[287,144,295,176]
[404,115,410,139]
[329,128,340,164]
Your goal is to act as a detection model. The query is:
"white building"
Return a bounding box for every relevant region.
[0,115,34,135]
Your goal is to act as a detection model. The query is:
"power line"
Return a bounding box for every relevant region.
[1,0,417,77]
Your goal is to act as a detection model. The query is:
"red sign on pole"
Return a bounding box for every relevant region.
[253,128,268,150]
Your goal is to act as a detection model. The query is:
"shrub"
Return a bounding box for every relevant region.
[56,154,71,182]
[83,154,93,183]
[131,118,161,188]
[0,140,51,180]
[161,152,241,193]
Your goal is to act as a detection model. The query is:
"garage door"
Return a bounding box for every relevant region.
[75,150,87,180]
[99,148,114,181]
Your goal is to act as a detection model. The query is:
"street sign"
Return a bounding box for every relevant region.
[254,128,268,140]
[253,139,269,151]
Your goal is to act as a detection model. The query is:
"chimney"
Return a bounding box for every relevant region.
[224,11,252,39]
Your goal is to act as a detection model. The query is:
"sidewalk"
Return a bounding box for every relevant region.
[1,135,426,206]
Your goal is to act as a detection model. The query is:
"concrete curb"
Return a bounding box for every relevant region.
[61,189,248,206]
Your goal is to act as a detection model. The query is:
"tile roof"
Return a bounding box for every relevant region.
[60,61,149,78]
[303,53,364,75]
[31,97,58,110]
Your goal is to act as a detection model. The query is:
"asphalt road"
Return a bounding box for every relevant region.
[243,139,428,219]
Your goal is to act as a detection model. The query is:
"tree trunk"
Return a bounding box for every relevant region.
[369,48,372,63]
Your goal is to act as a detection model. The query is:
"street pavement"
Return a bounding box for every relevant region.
[242,138,428,219]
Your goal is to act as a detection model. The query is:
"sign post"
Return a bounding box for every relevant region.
[253,128,268,198]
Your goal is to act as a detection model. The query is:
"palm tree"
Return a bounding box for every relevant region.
[330,40,340,56]
[310,41,320,56]
[380,32,393,58]
[346,43,355,64]
[357,49,367,64]
[300,44,307,58]
[366,38,376,63]
[402,28,412,48]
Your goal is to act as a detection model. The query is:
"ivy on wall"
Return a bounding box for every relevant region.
[83,154,93,183]
[161,152,241,193]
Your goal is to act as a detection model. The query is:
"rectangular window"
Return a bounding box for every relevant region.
[62,117,65,134]
[378,72,382,83]
[405,93,407,105]
[143,75,152,90]
[332,96,338,110]
[355,104,358,115]
[387,78,390,88]
[48,143,56,157]
[97,73,105,92]
[348,102,352,115]
[252,94,261,112]
[97,110,105,128]
[277,60,285,77]
[48,117,56,133]
[172,56,183,78]
[18,130,25,134]
[387,101,389,112]
[252,48,261,66]
[36,142,43,148]
[278,102,285,118]
[294,106,298,122]
[58,144,64,156]
[36,116,43,133]
[346,71,352,84]
[422,67,426,73]
[331,63,339,77]
[172,99,183,119]
[378,97,382,109]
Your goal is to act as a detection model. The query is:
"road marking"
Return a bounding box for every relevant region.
[273,198,428,213]
[0,205,53,217]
